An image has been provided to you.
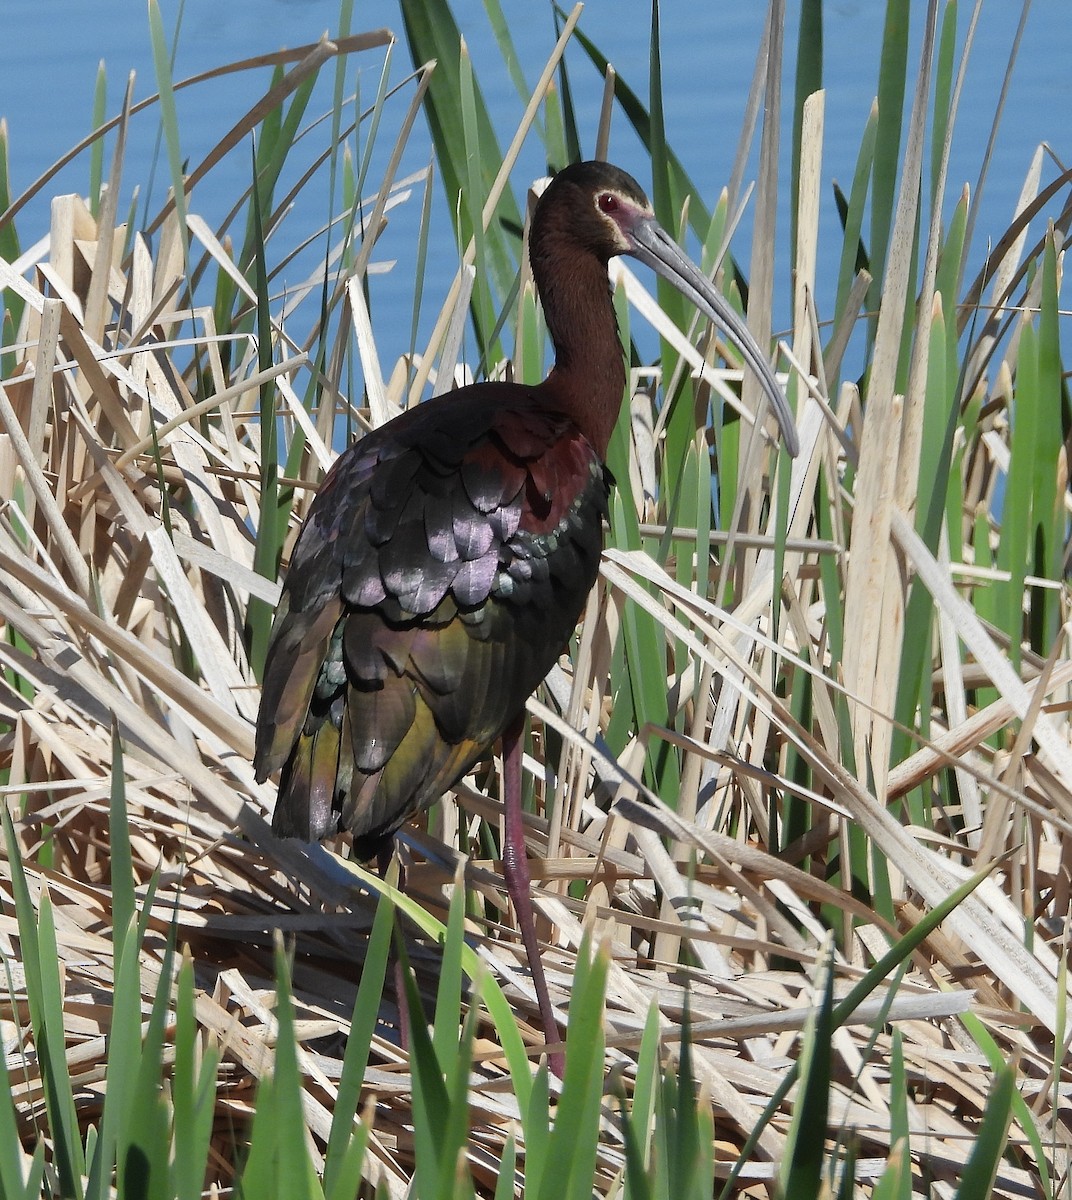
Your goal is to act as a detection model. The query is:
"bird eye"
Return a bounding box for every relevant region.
[597,192,619,214]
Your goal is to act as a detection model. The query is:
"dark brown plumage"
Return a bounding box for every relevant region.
[256,394,608,856]
[255,160,798,1073]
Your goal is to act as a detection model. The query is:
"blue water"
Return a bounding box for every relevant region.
[3,2,1069,375]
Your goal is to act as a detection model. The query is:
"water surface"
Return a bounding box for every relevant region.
[3,2,1068,373]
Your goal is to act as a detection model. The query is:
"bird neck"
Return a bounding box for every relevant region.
[534,246,626,459]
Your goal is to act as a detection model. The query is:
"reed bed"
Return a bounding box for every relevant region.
[0,1,1069,1196]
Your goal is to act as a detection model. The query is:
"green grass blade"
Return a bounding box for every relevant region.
[603,309,680,797]
[888,1032,911,1200]
[325,1121,370,1200]
[108,723,135,972]
[792,0,823,264]
[871,1140,910,1200]
[543,69,569,174]
[432,872,467,1069]
[1030,231,1064,649]
[647,0,670,223]
[996,316,1036,669]
[271,949,323,1199]
[620,1101,653,1200]
[867,0,910,330]
[239,943,322,1199]
[518,1064,548,1196]
[86,913,141,1200]
[403,156,437,395]
[930,0,957,212]
[440,1005,480,1200]
[120,929,177,1200]
[329,854,534,1108]
[891,294,947,783]
[236,1069,277,1194]
[935,185,969,417]
[118,1043,171,1194]
[646,1,695,490]
[559,13,710,240]
[953,1062,1016,1199]
[957,1008,1052,1199]
[458,38,501,370]
[247,150,282,680]
[3,809,85,1196]
[399,0,522,344]
[2,808,40,1024]
[326,0,354,217]
[173,950,220,1200]
[481,0,534,117]
[89,61,107,218]
[492,1131,517,1200]
[720,857,997,1198]
[834,1135,860,1200]
[779,946,834,1200]
[0,115,24,381]
[537,939,607,1200]
[0,120,21,268]
[0,1023,35,1199]
[669,1004,714,1200]
[832,100,877,337]
[516,281,544,387]
[549,4,580,165]
[35,890,86,1198]
[400,938,457,1200]
[147,0,189,266]
[629,1001,661,1184]
[324,891,392,1189]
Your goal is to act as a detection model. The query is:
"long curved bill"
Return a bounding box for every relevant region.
[627,216,799,457]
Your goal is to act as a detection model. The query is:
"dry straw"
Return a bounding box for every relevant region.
[0,10,1070,1197]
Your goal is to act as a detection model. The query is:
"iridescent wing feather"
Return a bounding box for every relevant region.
[253,390,609,856]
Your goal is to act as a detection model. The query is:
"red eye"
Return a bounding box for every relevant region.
[597,192,619,214]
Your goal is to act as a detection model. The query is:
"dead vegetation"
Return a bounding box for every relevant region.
[0,15,1070,1197]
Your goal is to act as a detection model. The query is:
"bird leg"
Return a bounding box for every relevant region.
[500,716,564,1077]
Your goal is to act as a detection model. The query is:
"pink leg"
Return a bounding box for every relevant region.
[501,717,564,1077]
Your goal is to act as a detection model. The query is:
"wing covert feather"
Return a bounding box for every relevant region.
[254,390,611,854]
